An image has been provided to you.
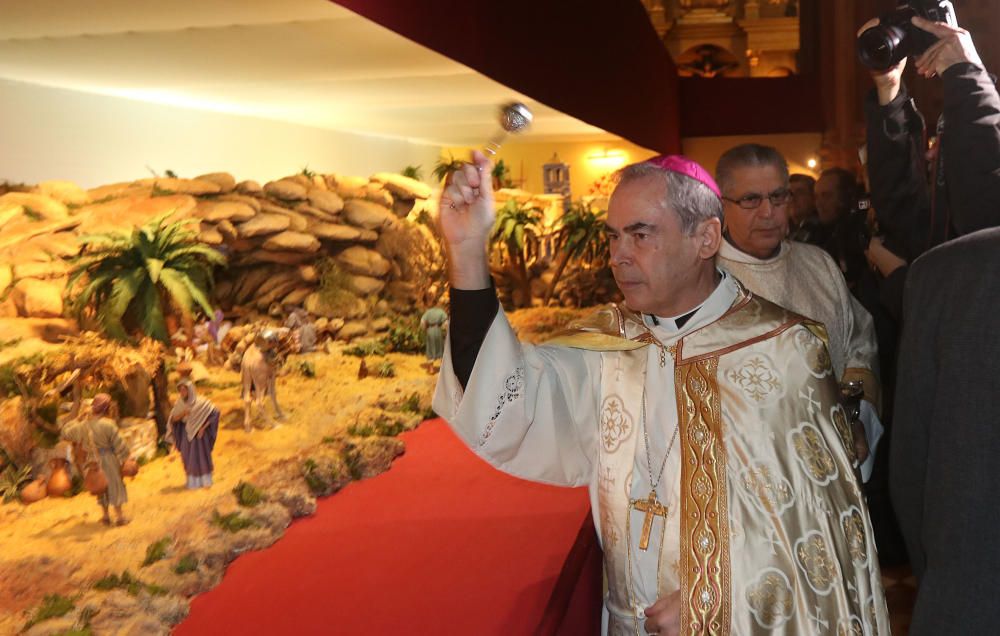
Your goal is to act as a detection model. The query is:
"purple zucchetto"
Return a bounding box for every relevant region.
[643,154,722,198]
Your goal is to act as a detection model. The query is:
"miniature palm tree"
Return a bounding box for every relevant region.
[491,159,515,190]
[543,202,608,306]
[66,213,226,344]
[400,165,424,181]
[490,199,544,308]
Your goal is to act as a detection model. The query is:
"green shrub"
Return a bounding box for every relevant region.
[232,481,265,508]
[95,573,167,597]
[400,393,421,414]
[341,445,363,480]
[400,165,423,181]
[383,320,424,354]
[348,414,405,438]
[0,465,32,503]
[346,423,374,437]
[292,359,315,378]
[94,571,151,596]
[376,361,395,378]
[0,352,45,397]
[174,554,198,575]
[301,458,330,495]
[23,594,75,630]
[145,584,169,597]
[399,392,435,420]
[211,510,259,533]
[141,537,171,567]
[343,339,386,358]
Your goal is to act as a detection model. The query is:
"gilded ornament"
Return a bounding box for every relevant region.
[794,532,838,594]
[790,424,839,484]
[746,568,795,628]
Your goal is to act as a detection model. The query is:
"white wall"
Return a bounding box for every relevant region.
[0,79,441,188]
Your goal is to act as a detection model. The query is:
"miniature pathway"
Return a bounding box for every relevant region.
[177,418,591,635]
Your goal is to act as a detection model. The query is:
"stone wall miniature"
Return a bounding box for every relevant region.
[0,171,446,341]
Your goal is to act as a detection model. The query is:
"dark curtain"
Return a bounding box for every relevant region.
[332,0,682,153]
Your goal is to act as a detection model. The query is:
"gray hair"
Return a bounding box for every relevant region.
[715,144,790,196]
[614,163,723,235]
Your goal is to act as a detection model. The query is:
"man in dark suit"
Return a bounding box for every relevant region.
[878,12,1000,635]
[891,227,1000,633]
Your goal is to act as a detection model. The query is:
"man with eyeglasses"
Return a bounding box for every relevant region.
[715,144,882,482]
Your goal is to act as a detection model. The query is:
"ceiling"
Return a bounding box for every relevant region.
[0,0,615,147]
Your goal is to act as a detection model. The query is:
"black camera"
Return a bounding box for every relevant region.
[836,195,877,286]
[857,0,957,70]
[851,195,874,254]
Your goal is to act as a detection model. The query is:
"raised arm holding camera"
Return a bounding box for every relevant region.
[859,5,1000,634]
[860,3,1000,320]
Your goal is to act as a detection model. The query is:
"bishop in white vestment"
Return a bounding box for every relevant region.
[436,152,889,635]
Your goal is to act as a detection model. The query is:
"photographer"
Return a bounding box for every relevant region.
[861,10,1000,633]
[862,14,1000,320]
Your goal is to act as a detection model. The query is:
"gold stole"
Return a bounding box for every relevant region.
[674,357,730,634]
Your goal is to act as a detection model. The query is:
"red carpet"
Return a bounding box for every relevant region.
[176,418,593,635]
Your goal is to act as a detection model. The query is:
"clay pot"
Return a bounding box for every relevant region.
[20,478,47,504]
[121,458,139,478]
[47,458,72,497]
[84,466,108,495]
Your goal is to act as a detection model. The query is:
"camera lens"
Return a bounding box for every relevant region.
[857,24,908,70]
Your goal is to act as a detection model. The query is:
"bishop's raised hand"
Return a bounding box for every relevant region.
[439,150,495,289]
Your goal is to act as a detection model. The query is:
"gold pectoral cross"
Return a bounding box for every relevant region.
[631,490,668,550]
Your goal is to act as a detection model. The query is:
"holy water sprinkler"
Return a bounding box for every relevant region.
[484,102,533,156]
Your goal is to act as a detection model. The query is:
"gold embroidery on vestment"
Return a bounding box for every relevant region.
[600,395,634,453]
[795,532,838,594]
[677,358,731,634]
[746,568,795,628]
[842,507,869,567]
[791,424,839,483]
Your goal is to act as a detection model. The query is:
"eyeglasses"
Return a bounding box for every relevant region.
[723,188,792,210]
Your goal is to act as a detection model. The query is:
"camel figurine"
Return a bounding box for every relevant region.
[240,329,287,432]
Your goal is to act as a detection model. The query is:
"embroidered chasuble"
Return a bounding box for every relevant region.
[434,274,890,635]
[717,240,880,409]
[717,240,885,481]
